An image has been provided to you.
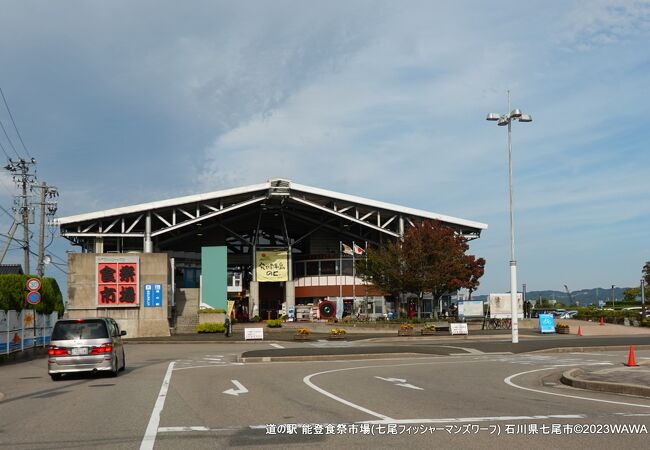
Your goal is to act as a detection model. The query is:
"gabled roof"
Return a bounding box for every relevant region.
[57,178,487,229]
[0,264,24,275]
[56,178,487,243]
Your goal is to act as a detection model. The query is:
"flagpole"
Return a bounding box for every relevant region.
[352,242,356,315]
[364,241,368,317]
[339,241,343,301]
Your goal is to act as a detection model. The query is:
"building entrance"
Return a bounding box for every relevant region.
[259,281,284,320]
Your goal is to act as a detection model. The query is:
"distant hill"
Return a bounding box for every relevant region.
[473,287,635,306]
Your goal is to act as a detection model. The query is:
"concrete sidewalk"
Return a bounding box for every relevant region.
[561,358,650,398]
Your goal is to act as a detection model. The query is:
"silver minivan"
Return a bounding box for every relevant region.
[48,318,126,380]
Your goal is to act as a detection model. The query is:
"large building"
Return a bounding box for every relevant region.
[57,178,487,336]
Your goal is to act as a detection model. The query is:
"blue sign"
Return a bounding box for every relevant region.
[539,313,556,333]
[26,291,41,305]
[143,284,163,307]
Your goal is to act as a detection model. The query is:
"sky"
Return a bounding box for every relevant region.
[0,0,649,297]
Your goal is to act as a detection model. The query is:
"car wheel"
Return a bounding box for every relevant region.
[120,350,126,371]
[50,373,62,381]
[109,356,119,377]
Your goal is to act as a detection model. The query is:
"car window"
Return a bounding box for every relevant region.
[51,320,109,340]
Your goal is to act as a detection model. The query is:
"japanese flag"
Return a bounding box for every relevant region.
[353,243,365,255]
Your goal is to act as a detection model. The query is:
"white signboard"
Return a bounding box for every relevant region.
[244,327,264,340]
[458,300,484,318]
[489,293,524,319]
[450,323,469,335]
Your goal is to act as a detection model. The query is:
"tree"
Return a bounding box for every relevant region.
[644,261,650,286]
[0,275,64,315]
[357,220,485,319]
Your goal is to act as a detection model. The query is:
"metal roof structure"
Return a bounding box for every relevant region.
[56,178,487,253]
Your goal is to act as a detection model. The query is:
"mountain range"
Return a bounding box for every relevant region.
[473,287,641,306]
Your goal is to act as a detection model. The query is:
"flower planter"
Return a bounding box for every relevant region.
[556,328,570,334]
[293,334,311,341]
[328,334,346,340]
[420,330,437,335]
[398,329,415,336]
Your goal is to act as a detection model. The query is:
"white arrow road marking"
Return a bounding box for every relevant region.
[375,376,407,383]
[270,343,285,349]
[223,380,249,396]
[375,376,424,390]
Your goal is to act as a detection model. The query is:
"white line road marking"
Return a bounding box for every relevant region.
[202,358,223,361]
[375,376,423,390]
[301,361,483,421]
[376,377,407,383]
[270,343,285,349]
[223,380,249,396]
[504,367,650,409]
[438,346,485,355]
[304,369,395,421]
[159,426,211,432]
[361,414,586,424]
[140,361,175,450]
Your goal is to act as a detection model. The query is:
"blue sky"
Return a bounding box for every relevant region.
[0,1,649,297]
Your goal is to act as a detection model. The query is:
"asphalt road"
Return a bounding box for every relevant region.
[1,342,649,449]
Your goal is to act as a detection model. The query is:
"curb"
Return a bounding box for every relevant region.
[532,345,650,354]
[561,367,650,398]
[238,352,431,363]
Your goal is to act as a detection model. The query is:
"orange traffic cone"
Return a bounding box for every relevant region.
[624,346,638,367]
[599,316,605,326]
[577,326,582,336]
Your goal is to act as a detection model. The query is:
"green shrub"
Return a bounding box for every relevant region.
[196,323,225,333]
[250,315,261,322]
[199,308,226,314]
[266,319,283,328]
[0,275,63,315]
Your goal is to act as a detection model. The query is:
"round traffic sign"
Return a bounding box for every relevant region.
[26,291,41,305]
[26,278,41,291]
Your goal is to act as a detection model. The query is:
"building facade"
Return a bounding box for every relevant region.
[57,178,487,336]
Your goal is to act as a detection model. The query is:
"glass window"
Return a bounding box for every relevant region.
[342,260,353,276]
[320,260,336,275]
[306,261,319,276]
[293,262,305,278]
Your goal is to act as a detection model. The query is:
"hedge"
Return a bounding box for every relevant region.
[0,275,64,315]
[196,323,225,333]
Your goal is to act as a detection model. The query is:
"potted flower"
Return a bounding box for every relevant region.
[556,322,570,334]
[421,323,437,335]
[398,323,415,336]
[328,328,347,340]
[294,327,311,340]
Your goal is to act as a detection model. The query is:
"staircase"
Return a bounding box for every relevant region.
[173,288,200,334]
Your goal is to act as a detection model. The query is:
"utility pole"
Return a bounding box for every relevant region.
[5,158,37,274]
[34,181,58,277]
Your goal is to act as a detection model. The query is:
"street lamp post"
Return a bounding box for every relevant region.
[487,91,532,344]
[611,284,616,309]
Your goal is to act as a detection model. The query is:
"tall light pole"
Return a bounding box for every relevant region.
[487,91,532,344]
[611,284,616,309]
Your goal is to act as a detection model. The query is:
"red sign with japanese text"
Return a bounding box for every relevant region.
[96,257,139,307]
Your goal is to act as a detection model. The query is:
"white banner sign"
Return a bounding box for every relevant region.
[244,327,264,340]
[450,323,469,335]
[458,301,484,317]
[489,293,524,319]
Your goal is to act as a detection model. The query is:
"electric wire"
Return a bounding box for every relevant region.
[0,88,31,158]
[0,119,20,159]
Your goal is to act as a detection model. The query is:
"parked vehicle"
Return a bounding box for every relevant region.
[48,318,126,380]
[559,310,578,319]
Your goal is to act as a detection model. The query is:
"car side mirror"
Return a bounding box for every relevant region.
[120,330,127,336]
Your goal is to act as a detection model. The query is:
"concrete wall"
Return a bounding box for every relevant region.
[66,253,170,338]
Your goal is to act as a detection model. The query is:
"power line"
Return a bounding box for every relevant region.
[0,118,20,159]
[0,88,30,158]
[0,136,9,160]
